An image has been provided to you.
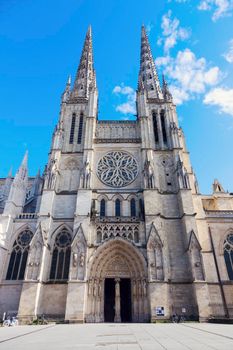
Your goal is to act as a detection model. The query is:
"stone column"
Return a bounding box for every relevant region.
[114,278,121,322]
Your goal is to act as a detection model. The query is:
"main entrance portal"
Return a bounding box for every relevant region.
[104,278,132,322]
[86,239,149,323]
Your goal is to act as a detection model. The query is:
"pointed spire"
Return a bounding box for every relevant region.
[21,150,28,168]
[61,75,71,103]
[7,167,13,178]
[14,151,28,183]
[213,179,225,193]
[138,25,163,99]
[71,25,96,99]
[162,74,173,101]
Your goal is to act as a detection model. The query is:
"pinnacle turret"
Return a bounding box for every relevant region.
[138,26,163,99]
[71,26,96,99]
[61,75,71,103]
[162,74,173,101]
[12,151,28,187]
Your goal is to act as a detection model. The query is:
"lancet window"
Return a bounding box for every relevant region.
[160,110,167,144]
[6,230,33,280]
[77,113,84,144]
[49,230,71,281]
[130,198,136,217]
[152,111,159,144]
[115,199,121,217]
[100,199,106,217]
[69,114,76,144]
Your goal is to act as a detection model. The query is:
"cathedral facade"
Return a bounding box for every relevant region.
[0,26,233,323]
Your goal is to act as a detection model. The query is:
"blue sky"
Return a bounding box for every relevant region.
[0,0,233,194]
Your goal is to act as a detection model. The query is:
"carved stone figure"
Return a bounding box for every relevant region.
[80,160,91,188]
[44,158,60,190]
[143,159,155,189]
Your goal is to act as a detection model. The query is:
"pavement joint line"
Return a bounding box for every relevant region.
[0,325,56,344]
[181,324,233,341]
[134,325,168,350]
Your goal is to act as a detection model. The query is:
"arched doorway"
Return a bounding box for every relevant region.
[85,238,149,322]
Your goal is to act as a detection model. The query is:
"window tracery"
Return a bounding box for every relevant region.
[96,224,140,244]
[6,230,33,280]
[49,230,71,281]
[97,151,138,187]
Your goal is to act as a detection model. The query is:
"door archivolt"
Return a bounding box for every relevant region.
[85,238,149,323]
[88,238,147,280]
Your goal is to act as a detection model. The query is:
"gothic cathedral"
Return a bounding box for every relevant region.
[0,26,233,323]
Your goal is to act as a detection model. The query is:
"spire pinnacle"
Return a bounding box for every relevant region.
[138,25,163,99]
[71,26,96,99]
[162,74,173,101]
[21,150,28,168]
[7,167,13,178]
[15,151,28,182]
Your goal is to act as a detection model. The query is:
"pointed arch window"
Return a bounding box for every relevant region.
[152,111,159,143]
[49,230,71,281]
[77,113,84,144]
[69,114,76,144]
[100,199,106,217]
[6,230,33,280]
[130,198,136,217]
[115,199,121,217]
[160,110,167,144]
[224,234,233,280]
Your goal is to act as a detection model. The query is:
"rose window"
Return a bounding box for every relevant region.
[97,151,138,187]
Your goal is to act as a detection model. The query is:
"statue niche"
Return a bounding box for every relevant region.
[147,224,164,281]
[70,225,87,280]
[25,226,44,281]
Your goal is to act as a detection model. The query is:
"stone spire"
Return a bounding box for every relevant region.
[162,74,173,101]
[4,151,28,215]
[138,25,163,99]
[213,179,225,193]
[71,26,96,99]
[61,75,71,103]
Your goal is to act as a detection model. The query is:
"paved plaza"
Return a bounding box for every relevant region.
[0,323,233,349]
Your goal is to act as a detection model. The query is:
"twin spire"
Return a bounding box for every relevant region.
[69,26,96,100]
[63,25,172,102]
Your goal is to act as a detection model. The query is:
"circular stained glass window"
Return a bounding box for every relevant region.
[97,151,138,188]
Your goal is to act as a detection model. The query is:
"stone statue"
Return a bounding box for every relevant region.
[143,159,155,189]
[44,158,60,190]
[80,160,91,188]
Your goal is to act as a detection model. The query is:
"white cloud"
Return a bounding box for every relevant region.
[113,84,136,115]
[197,0,233,21]
[158,10,190,54]
[223,39,233,63]
[156,48,221,105]
[204,87,233,115]
[146,23,153,35]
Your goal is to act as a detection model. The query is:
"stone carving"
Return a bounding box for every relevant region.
[97,151,138,187]
[147,224,164,281]
[80,160,91,189]
[96,224,140,244]
[70,225,87,280]
[143,158,155,189]
[44,158,60,190]
[188,230,204,281]
[53,120,64,149]
[25,228,43,281]
[176,155,190,190]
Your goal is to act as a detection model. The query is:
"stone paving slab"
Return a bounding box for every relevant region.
[0,323,233,350]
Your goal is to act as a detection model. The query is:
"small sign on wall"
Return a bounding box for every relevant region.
[155,306,165,316]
